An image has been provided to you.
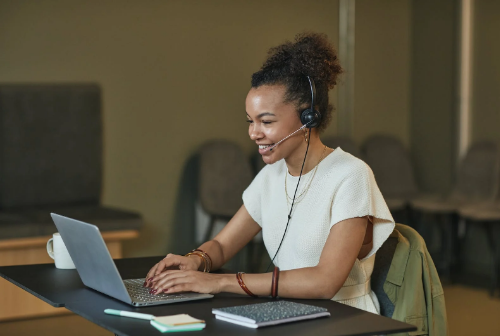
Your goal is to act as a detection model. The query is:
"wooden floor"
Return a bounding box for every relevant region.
[444,285,500,336]
[1,285,499,335]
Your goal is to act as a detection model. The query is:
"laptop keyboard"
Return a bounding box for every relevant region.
[124,278,188,302]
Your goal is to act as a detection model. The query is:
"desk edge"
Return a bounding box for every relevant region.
[0,272,64,308]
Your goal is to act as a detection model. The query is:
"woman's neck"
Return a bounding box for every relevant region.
[285,136,329,176]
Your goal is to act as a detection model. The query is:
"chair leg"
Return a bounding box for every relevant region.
[439,213,453,282]
[449,213,460,281]
[496,249,500,298]
[456,218,470,279]
[416,210,427,239]
[404,204,412,228]
[408,206,417,229]
[493,223,500,297]
[483,222,498,297]
[496,231,500,297]
[416,210,430,245]
[497,256,500,298]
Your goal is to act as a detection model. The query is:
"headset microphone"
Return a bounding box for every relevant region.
[268,122,312,152]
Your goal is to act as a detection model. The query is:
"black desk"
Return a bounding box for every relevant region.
[0,257,416,336]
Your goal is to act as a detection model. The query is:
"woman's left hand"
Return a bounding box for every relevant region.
[148,270,225,295]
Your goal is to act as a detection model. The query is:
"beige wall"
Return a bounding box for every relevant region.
[410,0,457,195]
[463,0,500,274]
[0,1,415,257]
[354,0,412,147]
[472,0,500,145]
[0,0,343,256]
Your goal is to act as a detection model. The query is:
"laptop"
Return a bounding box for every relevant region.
[50,213,213,306]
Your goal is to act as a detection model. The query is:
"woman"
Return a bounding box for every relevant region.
[145,32,394,314]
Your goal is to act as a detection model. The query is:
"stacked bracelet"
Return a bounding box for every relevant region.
[184,252,207,272]
[271,267,280,299]
[184,248,212,273]
[193,249,212,271]
[236,272,257,298]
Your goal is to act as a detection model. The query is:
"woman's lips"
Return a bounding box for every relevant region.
[258,144,274,155]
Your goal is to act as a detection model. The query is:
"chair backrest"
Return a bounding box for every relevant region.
[362,135,418,199]
[452,141,500,202]
[321,136,360,158]
[198,140,254,217]
[372,234,398,318]
[0,84,102,208]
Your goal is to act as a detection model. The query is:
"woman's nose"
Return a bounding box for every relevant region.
[249,125,263,141]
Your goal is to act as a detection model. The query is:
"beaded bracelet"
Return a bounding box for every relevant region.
[236,272,257,297]
[271,267,280,299]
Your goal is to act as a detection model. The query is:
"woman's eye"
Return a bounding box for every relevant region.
[246,119,273,125]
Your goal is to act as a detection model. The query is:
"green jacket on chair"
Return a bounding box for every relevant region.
[385,224,448,336]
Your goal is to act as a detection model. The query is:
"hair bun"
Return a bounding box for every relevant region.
[251,32,342,132]
[262,32,342,89]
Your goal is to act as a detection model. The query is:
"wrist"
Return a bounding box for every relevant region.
[186,254,204,271]
[220,274,237,293]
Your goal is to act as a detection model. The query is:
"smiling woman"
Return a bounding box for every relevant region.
[145,32,395,315]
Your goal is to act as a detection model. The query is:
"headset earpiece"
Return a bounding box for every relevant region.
[301,76,321,128]
[300,108,321,128]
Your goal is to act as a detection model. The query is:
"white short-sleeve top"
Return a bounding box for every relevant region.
[242,147,395,313]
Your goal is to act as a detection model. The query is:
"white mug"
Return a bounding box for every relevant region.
[46,233,76,269]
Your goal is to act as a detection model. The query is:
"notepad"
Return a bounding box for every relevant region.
[212,300,330,328]
[150,320,205,333]
[155,314,204,326]
[150,314,206,333]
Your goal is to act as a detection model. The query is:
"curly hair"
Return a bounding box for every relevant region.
[251,32,343,132]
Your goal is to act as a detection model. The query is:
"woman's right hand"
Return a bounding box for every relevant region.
[144,253,201,287]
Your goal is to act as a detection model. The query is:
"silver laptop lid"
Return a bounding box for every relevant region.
[50,213,132,304]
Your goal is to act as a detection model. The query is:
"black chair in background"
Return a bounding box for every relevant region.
[0,84,142,240]
[198,140,254,241]
[456,149,500,296]
[362,135,418,225]
[411,141,500,281]
[198,140,264,271]
[459,203,500,296]
[0,84,142,320]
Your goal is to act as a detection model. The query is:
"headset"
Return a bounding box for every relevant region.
[300,76,321,128]
[266,75,321,271]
